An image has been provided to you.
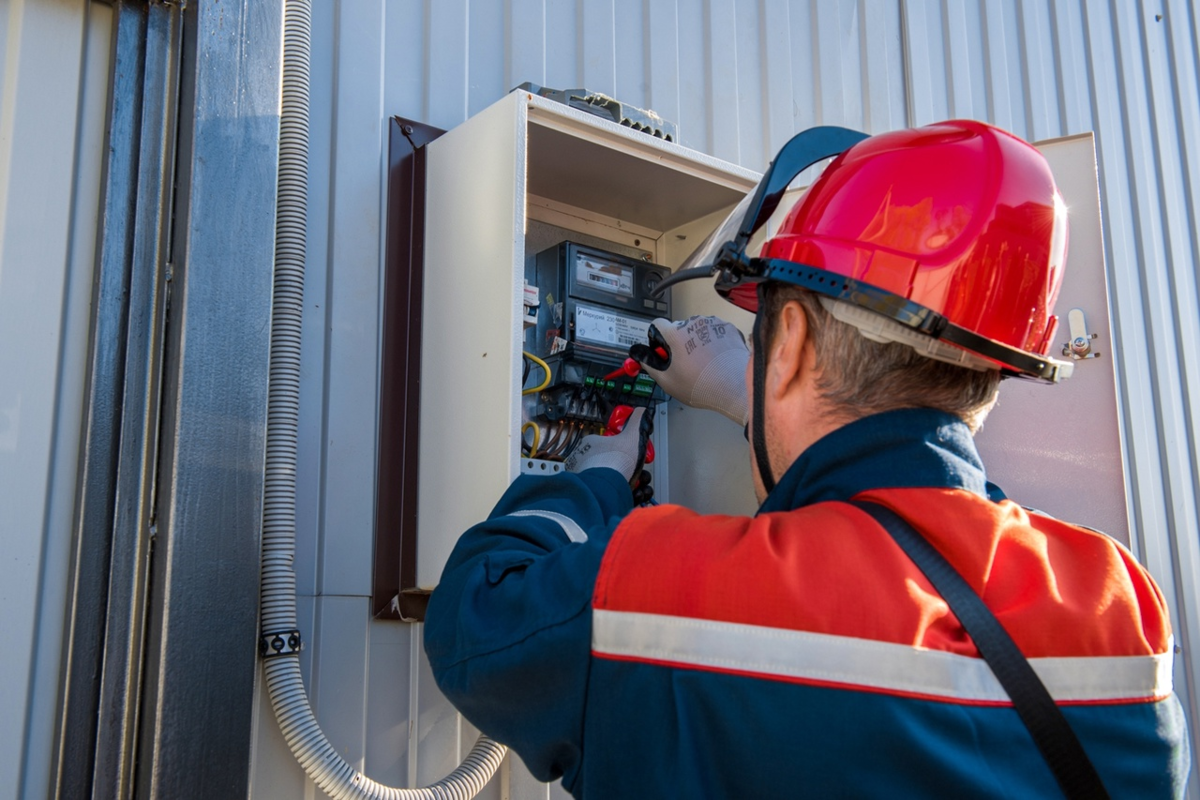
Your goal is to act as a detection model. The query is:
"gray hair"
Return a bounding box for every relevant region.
[762,284,1002,433]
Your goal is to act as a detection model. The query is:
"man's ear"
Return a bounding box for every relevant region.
[767,300,809,400]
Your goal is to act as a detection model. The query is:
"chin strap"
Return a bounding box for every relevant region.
[752,284,776,495]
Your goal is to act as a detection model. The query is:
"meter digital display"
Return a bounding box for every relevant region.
[576,253,634,297]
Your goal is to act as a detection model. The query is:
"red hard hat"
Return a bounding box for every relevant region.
[657,121,1072,382]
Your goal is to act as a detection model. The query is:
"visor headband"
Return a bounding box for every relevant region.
[754,259,1073,383]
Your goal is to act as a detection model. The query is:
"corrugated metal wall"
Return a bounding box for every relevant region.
[0,2,112,798]
[251,1,1200,796]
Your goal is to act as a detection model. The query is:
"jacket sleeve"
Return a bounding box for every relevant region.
[423,467,635,786]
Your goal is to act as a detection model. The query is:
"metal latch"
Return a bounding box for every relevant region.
[1061,308,1100,360]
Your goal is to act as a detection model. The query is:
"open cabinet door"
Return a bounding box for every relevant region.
[974,133,1129,546]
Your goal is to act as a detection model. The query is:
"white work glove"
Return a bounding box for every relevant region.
[565,407,650,483]
[630,316,749,426]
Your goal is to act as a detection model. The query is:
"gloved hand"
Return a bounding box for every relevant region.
[629,316,749,425]
[565,407,652,484]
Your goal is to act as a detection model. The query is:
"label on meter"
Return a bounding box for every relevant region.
[574,304,651,349]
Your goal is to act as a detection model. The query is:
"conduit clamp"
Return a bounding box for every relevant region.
[260,629,303,658]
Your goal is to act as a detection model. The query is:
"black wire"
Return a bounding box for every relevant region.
[522,354,532,384]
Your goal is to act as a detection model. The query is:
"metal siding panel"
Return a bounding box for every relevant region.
[1139,0,1200,785]
[385,0,427,120]
[249,593,317,798]
[812,1,849,127]
[1050,0,1093,135]
[983,0,1029,135]
[0,0,89,795]
[706,0,741,162]
[733,0,764,168]
[940,0,982,119]
[320,0,387,597]
[1083,0,1200,785]
[25,8,112,798]
[900,0,950,125]
[294,0,338,601]
[1016,0,1061,141]
[787,1,818,134]
[311,597,372,792]
[674,0,709,152]
[646,0,680,134]
[544,0,580,90]
[248,675,311,799]
[364,619,414,787]
[414,624,466,787]
[581,0,617,95]
[760,0,793,157]
[468,0,505,116]
[509,0,546,90]
[1081,0,1167,567]
[427,0,470,129]
[613,0,648,110]
[859,0,908,133]
[139,0,279,791]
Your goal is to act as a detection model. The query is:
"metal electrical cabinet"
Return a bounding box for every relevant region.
[408,90,760,596]
[378,88,1126,611]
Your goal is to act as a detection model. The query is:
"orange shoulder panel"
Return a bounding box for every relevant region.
[594,489,1171,659]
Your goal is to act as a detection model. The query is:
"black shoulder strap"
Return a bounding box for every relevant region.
[849,500,1109,800]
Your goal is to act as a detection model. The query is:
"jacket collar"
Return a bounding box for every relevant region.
[757,408,990,514]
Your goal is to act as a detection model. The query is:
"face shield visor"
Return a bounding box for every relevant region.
[651,126,871,310]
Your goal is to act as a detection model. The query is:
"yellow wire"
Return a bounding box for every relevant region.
[522,351,552,395]
[521,421,541,456]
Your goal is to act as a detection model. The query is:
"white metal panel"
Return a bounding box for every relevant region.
[645,0,680,135]
[1016,0,1059,141]
[901,0,950,125]
[321,0,389,597]
[1100,5,1200,778]
[581,0,616,96]
[24,10,111,792]
[614,0,647,110]
[674,0,710,154]
[859,1,907,133]
[292,0,338,601]
[1049,0,1093,136]
[0,1,108,797]
[383,0,425,121]
[974,134,1128,543]
[979,0,1020,132]
[467,0,505,117]
[509,0,546,92]
[417,93,525,590]
[543,0,580,91]
[427,0,470,129]
[812,1,859,130]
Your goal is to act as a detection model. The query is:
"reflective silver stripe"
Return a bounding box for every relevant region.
[592,609,1173,703]
[508,509,588,543]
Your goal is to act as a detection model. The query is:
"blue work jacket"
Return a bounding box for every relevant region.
[425,408,1188,798]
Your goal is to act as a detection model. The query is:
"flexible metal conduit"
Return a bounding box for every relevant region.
[261,0,507,796]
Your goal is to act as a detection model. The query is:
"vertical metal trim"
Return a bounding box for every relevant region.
[52,2,181,797]
[93,2,182,797]
[132,0,282,794]
[373,117,443,621]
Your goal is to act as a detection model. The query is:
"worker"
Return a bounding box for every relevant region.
[424,120,1188,798]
